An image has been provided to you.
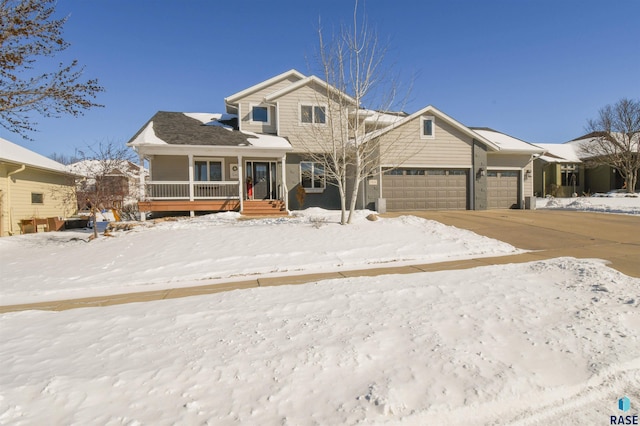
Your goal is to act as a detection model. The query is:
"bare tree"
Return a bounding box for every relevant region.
[71,141,139,239]
[581,98,640,193]
[48,151,81,165]
[0,0,103,138]
[301,0,413,224]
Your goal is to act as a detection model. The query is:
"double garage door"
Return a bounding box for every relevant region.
[382,168,468,211]
[487,170,519,209]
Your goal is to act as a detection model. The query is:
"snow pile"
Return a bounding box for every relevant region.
[0,210,521,305]
[537,194,640,215]
[1,258,638,425]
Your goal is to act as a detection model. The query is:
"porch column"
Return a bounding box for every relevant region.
[237,155,243,213]
[138,152,147,221]
[281,154,288,211]
[188,153,195,217]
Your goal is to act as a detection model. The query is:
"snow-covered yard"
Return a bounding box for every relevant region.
[536,191,640,215]
[0,210,520,305]
[1,203,639,425]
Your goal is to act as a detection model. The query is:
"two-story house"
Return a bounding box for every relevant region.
[127,69,544,217]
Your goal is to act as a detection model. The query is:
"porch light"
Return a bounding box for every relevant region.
[525,169,532,179]
[477,167,486,177]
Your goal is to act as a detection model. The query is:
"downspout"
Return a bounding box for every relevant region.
[7,164,26,235]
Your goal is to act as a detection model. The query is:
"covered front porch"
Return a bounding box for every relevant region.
[135,146,296,218]
[126,110,293,217]
[136,154,289,217]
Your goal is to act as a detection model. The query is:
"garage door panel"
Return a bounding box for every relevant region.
[383,168,468,211]
[487,171,519,209]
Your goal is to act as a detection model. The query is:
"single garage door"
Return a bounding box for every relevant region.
[382,168,468,211]
[487,170,519,209]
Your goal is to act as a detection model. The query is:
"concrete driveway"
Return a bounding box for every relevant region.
[383,209,640,278]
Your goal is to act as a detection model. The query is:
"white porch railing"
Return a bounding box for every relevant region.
[145,181,239,200]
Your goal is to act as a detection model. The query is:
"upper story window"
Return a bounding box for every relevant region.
[250,105,270,125]
[300,105,326,124]
[420,116,435,139]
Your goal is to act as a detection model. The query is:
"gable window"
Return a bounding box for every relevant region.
[421,116,435,139]
[300,105,326,124]
[31,192,44,204]
[300,161,325,192]
[250,105,270,124]
[195,159,223,181]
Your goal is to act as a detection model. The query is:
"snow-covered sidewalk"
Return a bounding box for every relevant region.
[1,257,638,425]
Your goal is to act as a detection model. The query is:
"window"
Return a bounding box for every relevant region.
[421,116,435,139]
[300,161,325,191]
[31,192,44,204]
[251,105,270,124]
[300,105,326,124]
[561,164,579,186]
[195,159,223,181]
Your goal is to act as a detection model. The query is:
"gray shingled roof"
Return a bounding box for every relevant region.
[128,111,257,146]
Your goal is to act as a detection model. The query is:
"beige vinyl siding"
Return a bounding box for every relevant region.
[379,115,473,167]
[487,153,531,168]
[151,156,189,181]
[276,84,348,153]
[1,164,77,236]
[238,75,302,134]
[151,156,243,182]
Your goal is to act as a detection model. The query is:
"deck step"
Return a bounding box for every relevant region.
[242,200,288,216]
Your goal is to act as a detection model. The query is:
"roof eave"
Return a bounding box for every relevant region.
[224,69,306,105]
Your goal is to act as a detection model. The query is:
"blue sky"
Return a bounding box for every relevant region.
[3,0,639,158]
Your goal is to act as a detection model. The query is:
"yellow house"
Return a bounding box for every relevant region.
[0,137,78,236]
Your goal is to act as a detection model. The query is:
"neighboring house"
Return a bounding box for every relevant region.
[564,133,637,194]
[67,159,148,211]
[533,143,584,197]
[0,137,78,236]
[533,133,638,196]
[127,69,545,216]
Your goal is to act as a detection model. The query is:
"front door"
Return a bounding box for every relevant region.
[253,162,270,200]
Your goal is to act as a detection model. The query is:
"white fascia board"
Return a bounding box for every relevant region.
[135,144,293,159]
[224,69,306,105]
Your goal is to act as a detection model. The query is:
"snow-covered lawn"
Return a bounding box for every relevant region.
[1,204,639,424]
[2,258,638,425]
[536,191,640,215]
[0,210,520,305]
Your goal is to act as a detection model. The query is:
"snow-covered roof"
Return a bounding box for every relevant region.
[0,137,72,174]
[67,159,147,179]
[536,143,582,163]
[127,111,292,151]
[183,113,237,130]
[243,132,292,149]
[359,109,408,125]
[565,132,640,160]
[470,128,545,154]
